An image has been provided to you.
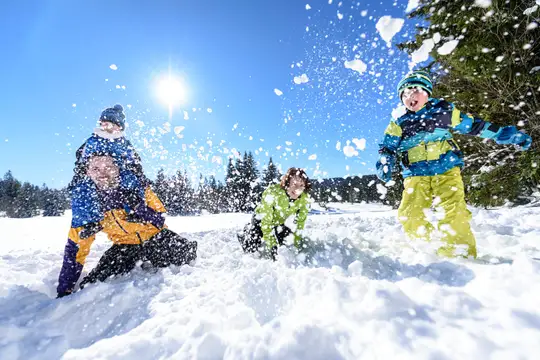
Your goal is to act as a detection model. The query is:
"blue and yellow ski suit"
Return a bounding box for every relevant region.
[376,98,531,257]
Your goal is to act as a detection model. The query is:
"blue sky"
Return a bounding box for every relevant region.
[0,0,417,188]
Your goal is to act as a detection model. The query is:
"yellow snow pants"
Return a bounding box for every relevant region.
[398,167,477,258]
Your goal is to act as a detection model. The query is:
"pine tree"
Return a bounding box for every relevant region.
[9,182,40,218]
[261,157,281,189]
[0,171,21,214]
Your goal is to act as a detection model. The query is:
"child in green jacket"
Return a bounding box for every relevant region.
[238,167,312,260]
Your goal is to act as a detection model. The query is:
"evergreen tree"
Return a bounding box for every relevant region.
[261,157,281,189]
[0,171,21,214]
[9,182,40,218]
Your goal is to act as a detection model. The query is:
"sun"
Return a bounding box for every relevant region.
[156,76,187,107]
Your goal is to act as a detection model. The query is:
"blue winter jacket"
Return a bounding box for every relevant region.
[70,131,147,228]
[376,98,529,181]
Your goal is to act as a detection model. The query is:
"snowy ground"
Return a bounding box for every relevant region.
[1,203,540,359]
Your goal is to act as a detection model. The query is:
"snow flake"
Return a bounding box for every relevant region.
[109,64,118,70]
[274,88,283,96]
[308,154,317,160]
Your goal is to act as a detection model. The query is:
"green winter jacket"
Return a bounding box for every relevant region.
[255,183,310,249]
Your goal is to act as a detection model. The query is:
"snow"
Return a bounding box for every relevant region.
[343,143,358,157]
[375,16,404,47]
[524,4,538,16]
[409,39,435,69]
[2,204,540,359]
[474,0,492,8]
[274,88,283,96]
[293,74,310,84]
[352,138,366,151]
[305,4,311,10]
[174,126,185,139]
[392,104,407,119]
[437,40,460,55]
[344,59,367,74]
[109,64,118,70]
[308,154,317,160]
[405,0,419,13]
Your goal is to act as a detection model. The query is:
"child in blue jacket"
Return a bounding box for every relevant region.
[376,71,532,258]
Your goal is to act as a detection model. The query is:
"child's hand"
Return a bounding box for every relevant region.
[512,132,532,151]
[376,154,394,182]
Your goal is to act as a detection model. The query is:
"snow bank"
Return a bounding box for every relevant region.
[1,205,540,359]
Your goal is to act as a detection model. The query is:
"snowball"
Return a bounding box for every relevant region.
[376,16,405,47]
[437,40,460,55]
[293,74,310,84]
[405,0,420,13]
[344,59,367,74]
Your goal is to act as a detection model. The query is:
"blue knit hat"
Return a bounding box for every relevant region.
[397,71,433,100]
[100,104,126,130]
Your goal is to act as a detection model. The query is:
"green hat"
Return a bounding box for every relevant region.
[397,71,433,100]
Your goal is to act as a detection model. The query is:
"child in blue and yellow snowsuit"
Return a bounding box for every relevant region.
[376,71,532,258]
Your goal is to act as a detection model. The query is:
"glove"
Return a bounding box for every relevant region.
[494,127,532,151]
[126,204,165,229]
[79,222,103,239]
[512,132,532,151]
[57,290,72,299]
[376,152,395,183]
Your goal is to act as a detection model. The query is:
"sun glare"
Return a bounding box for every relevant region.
[156,76,187,107]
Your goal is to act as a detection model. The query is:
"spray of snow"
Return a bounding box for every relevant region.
[174,126,185,138]
[437,40,460,55]
[352,138,366,151]
[409,39,435,69]
[343,141,359,157]
[375,16,405,47]
[405,0,420,13]
[392,105,407,119]
[293,74,310,84]
[344,59,367,74]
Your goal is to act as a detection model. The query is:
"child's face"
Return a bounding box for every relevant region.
[286,175,306,200]
[401,87,429,112]
[100,121,122,133]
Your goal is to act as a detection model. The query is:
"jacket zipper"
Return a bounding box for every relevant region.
[111,211,129,234]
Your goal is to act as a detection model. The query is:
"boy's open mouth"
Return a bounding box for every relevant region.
[410,100,418,108]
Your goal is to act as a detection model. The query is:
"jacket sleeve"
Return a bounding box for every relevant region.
[450,105,532,148]
[376,120,402,182]
[257,188,277,249]
[57,227,96,297]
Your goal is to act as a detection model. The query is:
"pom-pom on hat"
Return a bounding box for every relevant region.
[99,104,126,130]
